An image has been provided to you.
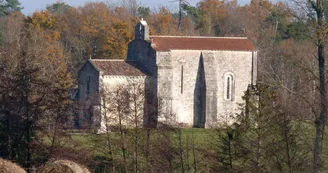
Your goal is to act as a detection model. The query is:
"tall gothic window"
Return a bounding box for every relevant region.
[224,73,234,101]
[181,65,184,94]
[86,76,90,94]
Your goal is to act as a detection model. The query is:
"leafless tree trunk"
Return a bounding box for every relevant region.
[307,0,327,172]
[177,126,185,173]
[102,92,114,170]
[145,128,151,173]
[178,0,183,30]
[111,87,129,173]
[186,135,190,172]
[128,81,144,173]
[282,119,293,173]
[118,102,128,173]
[22,62,31,173]
[191,132,197,173]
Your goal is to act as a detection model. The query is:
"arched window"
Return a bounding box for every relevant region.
[86,76,90,94]
[181,65,184,94]
[224,73,235,101]
[227,76,231,100]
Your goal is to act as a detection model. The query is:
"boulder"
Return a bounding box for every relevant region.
[38,160,90,173]
[0,158,26,173]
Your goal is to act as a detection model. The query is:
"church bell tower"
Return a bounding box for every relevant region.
[135,18,149,41]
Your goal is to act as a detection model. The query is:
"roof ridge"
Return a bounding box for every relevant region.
[150,35,248,39]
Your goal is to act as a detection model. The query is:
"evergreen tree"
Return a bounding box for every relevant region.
[0,0,22,16]
[46,2,71,15]
[0,14,73,171]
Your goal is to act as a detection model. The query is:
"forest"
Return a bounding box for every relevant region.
[0,0,328,172]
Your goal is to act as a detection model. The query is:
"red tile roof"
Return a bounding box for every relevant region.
[150,36,256,52]
[90,60,146,76]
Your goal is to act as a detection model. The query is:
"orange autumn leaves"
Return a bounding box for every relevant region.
[24,0,296,62]
[29,2,134,60]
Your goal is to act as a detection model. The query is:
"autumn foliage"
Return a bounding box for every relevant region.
[1,0,328,172]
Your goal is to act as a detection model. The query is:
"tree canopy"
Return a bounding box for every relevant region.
[1,0,328,172]
[0,0,22,16]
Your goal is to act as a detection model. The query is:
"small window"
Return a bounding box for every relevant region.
[227,76,231,100]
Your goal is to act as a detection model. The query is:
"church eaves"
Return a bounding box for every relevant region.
[150,36,256,52]
[90,59,146,76]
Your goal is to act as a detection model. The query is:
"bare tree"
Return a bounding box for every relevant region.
[288,0,327,172]
[0,20,73,172]
[308,1,327,172]
[110,85,130,173]
[120,0,140,17]
[126,79,145,173]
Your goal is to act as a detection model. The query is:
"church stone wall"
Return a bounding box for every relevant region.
[78,61,100,102]
[215,51,254,125]
[78,61,100,128]
[157,50,255,127]
[157,52,174,122]
[98,76,146,133]
[157,50,203,126]
[127,40,157,76]
[202,52,218,128]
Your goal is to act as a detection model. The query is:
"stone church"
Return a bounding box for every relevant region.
[78,19,257,131]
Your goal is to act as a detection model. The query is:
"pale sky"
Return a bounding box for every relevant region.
[20,0,279,15]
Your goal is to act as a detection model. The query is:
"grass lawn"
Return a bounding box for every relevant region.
[70,128,216,153]
[54,121,328,172]
[66,128,218,172]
